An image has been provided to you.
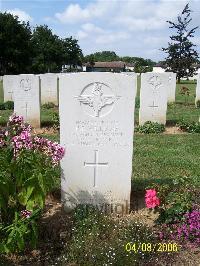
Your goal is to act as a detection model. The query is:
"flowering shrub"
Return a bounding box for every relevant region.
[145,189,160,208]
[159,207,200,248]
[0,114,65,253]
[146,176,199,224]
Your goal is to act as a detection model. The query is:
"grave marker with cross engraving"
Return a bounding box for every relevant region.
[139,73,168,125]
[164,72,177,103]
[84,150,108,187]
[59,72,137,212]
[3,75,15,102]
[14,74,40,128]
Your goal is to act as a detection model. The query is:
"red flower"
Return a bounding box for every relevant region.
[145,189,160,208]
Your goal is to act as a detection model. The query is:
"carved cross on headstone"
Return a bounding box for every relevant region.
[22,102,31,120]
[84,150,108,187]
[8,91,13,101]
[149,101,158,109]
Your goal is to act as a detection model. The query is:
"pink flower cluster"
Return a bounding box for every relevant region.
[12,129,32,157]
[33,136,65,166]
[20,210,32,219]
[145,189,160,209]
[3,114,65,166]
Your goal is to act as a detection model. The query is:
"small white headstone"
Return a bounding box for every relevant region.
[195,74,200,106]
[139,73,168,125]
[60,73,137,213]
[40,73,58,105]
[3,75,15,102]
[165,72,176,103]
[14,74,40,128]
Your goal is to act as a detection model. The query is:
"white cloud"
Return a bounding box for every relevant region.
[55,4,90,23]
[81,23,104,34]
[6,8,33,22]
[95,32,130,44]
[76,30,88,40]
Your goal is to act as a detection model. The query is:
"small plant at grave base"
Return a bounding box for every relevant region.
[177,119,200,133]
[61,204,157,266]
[135,121,165,134]
[0,114,65,253]
[42,102,56,109]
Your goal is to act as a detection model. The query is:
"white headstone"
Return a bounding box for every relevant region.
[3,75,15,102]
[195,74,200,106]
[40,73,58,105]
[165,72,176,103]
[59,73,137,213]
[139,73,168,125]
[14,74,40,128]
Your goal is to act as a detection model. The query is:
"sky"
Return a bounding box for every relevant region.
[1,0,200,61]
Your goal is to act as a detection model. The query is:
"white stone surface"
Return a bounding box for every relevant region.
[14,74,40,128]
[3,75,16,101]
[59,72,137,213]
[195,74,200,106]
[165,72,177,103]
[139,73,168,125]
[40,73,58,105]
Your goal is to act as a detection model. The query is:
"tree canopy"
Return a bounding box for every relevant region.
[162,3,199,82]
[0,12,33,75]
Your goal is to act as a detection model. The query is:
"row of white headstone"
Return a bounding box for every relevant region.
[1,72,200,212]
[2,72,200,129]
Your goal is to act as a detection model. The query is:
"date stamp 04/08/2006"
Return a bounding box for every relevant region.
[125,242,180,253]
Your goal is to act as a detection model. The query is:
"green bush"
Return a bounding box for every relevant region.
[135,121,165,134]
[0,101,14,110]
[42,102,56,109]
[177,120,200,133]
[4,101,14,110]
[63,205,157,265]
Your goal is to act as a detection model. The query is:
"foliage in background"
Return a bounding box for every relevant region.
[162,4,199,82]
[0,114,64,253]
[42,102,56,109]
[52,112,59,130]
[135,121,165,134]
[0,101,14,110]
[177,120,200,133]
[0,12,33,75]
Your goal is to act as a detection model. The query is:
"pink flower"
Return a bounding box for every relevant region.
[145,189,160,209]
[20,210,32,219]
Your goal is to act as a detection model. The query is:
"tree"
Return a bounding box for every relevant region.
[31,25,64,73]
[0,12,33,75]
[162,3,199,82]
[84,51,119,62]
[61,37,83,70]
